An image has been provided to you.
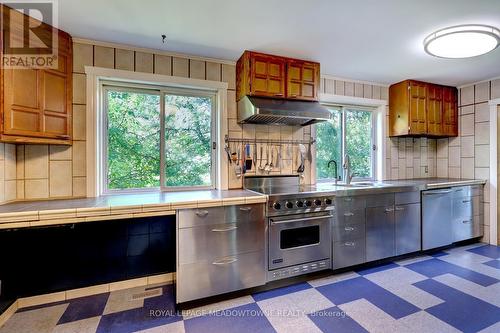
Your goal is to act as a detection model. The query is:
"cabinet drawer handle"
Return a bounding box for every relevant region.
[344,227,355,231]
[385,207,395,213]
[239,207,252,212]
[462,220,472,224]
[395,206,404,211]
[195,210,209,217]
[344,197,353,202]
[462,200,471,203]
[212,257,238,265]
[211,225,238,232]
[344,212,354,217]
[289,94,297,97]
[274,93,284,96]
[344,242,355,246]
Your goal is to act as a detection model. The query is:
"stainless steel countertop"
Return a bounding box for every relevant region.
[315,178,486,197]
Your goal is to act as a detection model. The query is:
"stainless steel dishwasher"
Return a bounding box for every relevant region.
[422,188,453,250]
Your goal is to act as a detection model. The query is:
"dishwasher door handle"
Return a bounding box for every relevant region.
[423,189,453,195]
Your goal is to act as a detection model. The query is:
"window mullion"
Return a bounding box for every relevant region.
[160,92,166,189]
[341,107,347,181]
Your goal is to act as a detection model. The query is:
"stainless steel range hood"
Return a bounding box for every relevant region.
[237,96,332,126]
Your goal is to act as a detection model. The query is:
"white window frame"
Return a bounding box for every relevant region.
[85,66,228,197]
[315,105,376,183]
[313,92,388,184]
[101,83,217,194]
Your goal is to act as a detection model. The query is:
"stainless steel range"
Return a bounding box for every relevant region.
[244,175,335,281]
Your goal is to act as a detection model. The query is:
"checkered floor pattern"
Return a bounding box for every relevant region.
[1,243,500,333]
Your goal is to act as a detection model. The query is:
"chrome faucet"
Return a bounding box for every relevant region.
[327,160,338,184]
[343,154,355,184]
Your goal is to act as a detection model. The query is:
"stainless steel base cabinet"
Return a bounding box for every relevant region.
[366,206,395,261]
[452,186,484,242]
[176,204,266,303]
[395,203,421,255]
[333,239,366,269]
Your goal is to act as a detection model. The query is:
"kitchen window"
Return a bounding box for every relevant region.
[102,83,216,193]
[315,106,374,181]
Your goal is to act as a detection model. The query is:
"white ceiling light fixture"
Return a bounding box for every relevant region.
[424,24,500,58]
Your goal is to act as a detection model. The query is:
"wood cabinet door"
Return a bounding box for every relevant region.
[3,67,43,136]
[427,84,443,136]
[286,60,320,101]
[442,87,458,136]
[409,81,427,134]
[1,26,72,141]
[249,53,286,98]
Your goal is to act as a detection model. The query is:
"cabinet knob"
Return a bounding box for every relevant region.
[195,210,209,217]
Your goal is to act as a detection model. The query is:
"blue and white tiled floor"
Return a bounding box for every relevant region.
[1,243,500,333]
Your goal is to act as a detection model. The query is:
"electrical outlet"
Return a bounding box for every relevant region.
[424,166,429,174]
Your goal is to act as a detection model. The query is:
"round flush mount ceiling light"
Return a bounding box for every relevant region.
[424,24,500,58]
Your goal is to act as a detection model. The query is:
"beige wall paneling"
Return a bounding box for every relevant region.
[154,55,172,76]
[73,73,87,104]
[363,84,372,99]
[72,141,86,177]
[114,49,134,71]
[335,80,345,95]
[475,81,490,103]
[49,160,73,197]
[172,57,189,77]
[73,177,87,197]
[460,85,474,106]
[206,62,221,82]
[324,79,334,94]
[73,104,87,141]
[73,43,93,74]
[222,64,236,90]
[344,82,354,96]
[94,46,115,68]
[354,83,363,98]
[25,145,49,179]
[5,144,17,181]
[491,79,500,99]
[135,52,154,73]
[25,179,49,199]
[189,60,206,80]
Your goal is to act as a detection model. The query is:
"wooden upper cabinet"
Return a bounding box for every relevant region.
[250,53,286,98]
[442,86,458,136]
[389,80,457,138]
[426,84,443,136]
[1,5,73,145]
[236,50,320,101]
[286,60,320,101]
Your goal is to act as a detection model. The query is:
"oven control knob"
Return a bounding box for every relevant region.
[273,202,281,210]
[305,200,312,207]
[314,199,322,206]
[325,198,333,205]
[296,201,304,208]
[285,201,294,209]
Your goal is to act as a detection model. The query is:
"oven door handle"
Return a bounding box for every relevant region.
[270,215,331,225]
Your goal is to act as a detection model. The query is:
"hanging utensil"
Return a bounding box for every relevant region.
[276,145,281,170]
[258,145,264,172]
[253,143,257,168]
[297,144,306,174]
[264,145,270,173]
[234,144,242,177]
[225,143,232,164]
[268,146,274,173]
[245,143,253,171]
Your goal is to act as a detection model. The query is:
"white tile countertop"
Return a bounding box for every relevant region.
[0,190,267,229]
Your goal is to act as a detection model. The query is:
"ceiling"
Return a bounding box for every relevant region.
[58,0,500,86]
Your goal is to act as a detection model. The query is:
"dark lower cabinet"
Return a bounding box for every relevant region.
[0,216,175,306]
